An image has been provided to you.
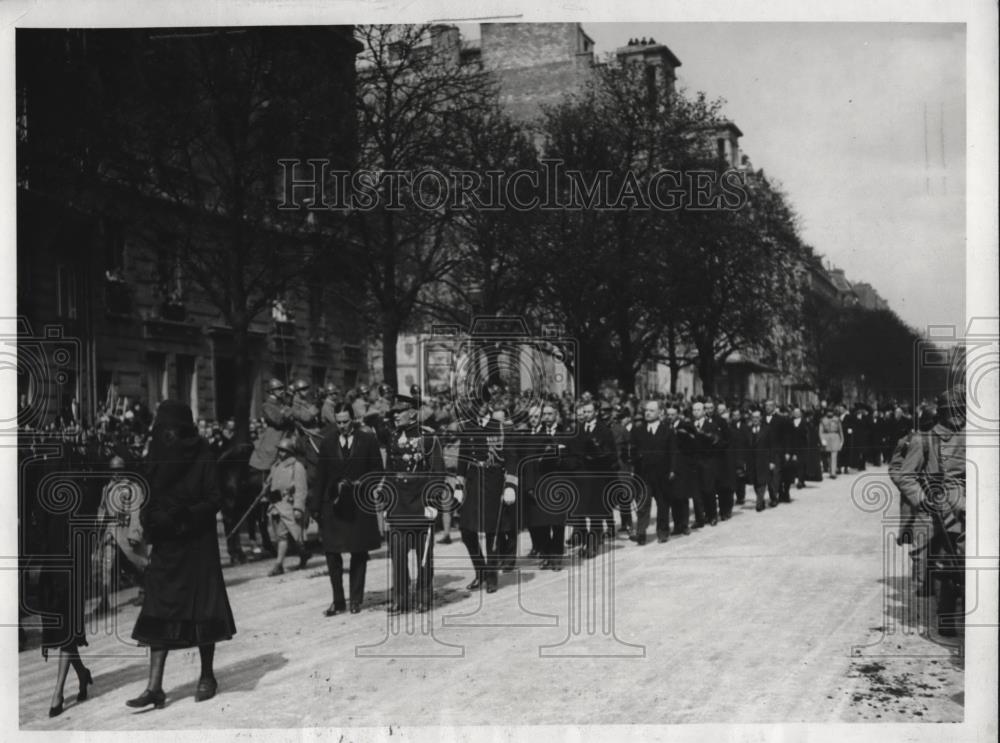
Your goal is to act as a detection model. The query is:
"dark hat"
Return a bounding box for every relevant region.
[392,394,416,410]
[936,386,965,411]
[154,400,194,430]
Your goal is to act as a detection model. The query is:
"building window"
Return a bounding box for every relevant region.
[308,282,324,324]
[312,366,327,389]
[146,352,168,408]
[176,354,197,418]
[645,66,657,107]
[104,221,126,273]
[56,264,77,319]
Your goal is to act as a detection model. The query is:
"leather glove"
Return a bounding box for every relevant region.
[452,487,465,505]
[502,486,516,506]
[424,506,439,520]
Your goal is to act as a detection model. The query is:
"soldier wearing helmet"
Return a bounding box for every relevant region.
[247,378,292,557]
[261,437,311,576]
[320,383,342,429]
[894,386,966,637]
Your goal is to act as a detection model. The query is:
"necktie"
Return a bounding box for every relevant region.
[340,435,349,450]
[753,426,759,435]
[649,423,657,436]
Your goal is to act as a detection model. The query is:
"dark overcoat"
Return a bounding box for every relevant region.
[133,435,236,648]
[308,428,383,553]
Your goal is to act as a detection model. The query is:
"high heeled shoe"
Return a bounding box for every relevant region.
[126,688,166,709]
[77,667,94,702]
[194,676,218,702]
[48,697,64,718]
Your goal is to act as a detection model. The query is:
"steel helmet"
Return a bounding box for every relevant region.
[267,378,285,393]
[277,437,296,453]
[291,379,311,394]
[109,455,126,470]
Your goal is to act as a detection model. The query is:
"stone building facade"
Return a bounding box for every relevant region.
[16,27,366,427]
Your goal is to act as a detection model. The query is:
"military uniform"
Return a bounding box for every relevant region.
[382,418,446,612]
[455,415,519,591]
[264,454,309,542]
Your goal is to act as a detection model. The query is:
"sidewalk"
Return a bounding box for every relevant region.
[18,467,964,729]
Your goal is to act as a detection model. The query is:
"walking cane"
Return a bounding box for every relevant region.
[420,524,433,569]
[491,495,506,553]
[226,490,267,542]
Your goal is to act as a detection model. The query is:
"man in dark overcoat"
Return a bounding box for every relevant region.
[627,399,678,544]
[308,403,383,616]
[521,402,569,569]
[745,409,778,511]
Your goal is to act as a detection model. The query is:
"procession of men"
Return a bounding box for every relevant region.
[194,375,914,618]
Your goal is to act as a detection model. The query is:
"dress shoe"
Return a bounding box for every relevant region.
[49,698,64,718]
[528,548,540,557]
[268,564,284,577]
[350,602,362,614]
[735,498,746,506]
[656,535,668,544]
[618,523,631,533]
[126,688,166,709]
[194,676,218,703]
[692,521,705,529]
[768,500,778,508]
[77,667,94,702]
[387,602,409,615]
[628,534,639,542]
[324,603,347,617]
[709,517,719,527]
[298,552,311,570]
[485,582,498,594]
[466,577,482,591]
[549,557,563,572]
[720,513,732,521]
[635,536,648,545]
[796,481,805,490]
[682,526,691,535]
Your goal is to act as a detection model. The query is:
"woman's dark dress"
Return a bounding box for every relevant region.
[132,432,236,648]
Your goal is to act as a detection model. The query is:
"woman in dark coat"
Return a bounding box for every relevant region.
[127,400,236,709]
[33,439,95,717]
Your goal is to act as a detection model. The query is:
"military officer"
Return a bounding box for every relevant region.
[453,389,519,592]
[379,395,446,613]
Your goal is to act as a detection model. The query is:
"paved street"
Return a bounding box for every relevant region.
[19,466,964,729]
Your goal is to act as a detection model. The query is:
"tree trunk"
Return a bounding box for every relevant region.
[663,321,681,395]
[697,345,716,397]
[232,322,252,446]
[381,316,399,388]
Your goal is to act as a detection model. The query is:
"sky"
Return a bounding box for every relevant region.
[459,22,967,334]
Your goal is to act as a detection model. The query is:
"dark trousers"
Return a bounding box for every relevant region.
[716,484,734,518]
[635,476,671,538]
[528,525,565,558]
[325,551,368,608]
[670,490,690,533]
[497,529,517,566]
[766,466,780,504]
[753,482,769,506]
[461,527,499,587]
[734,477,747,503]
[616,481,633,528]
[388,527,433,607]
